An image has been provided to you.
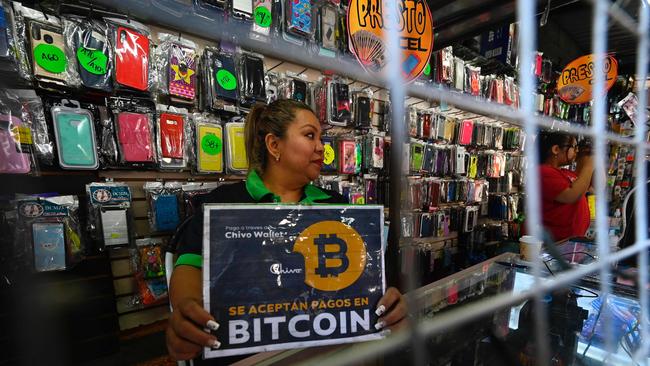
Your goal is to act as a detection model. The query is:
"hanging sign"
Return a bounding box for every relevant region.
[557,54,618,104]
[347,0,434,83]
[202,205,385,358]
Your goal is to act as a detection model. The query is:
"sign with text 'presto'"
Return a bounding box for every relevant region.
[202,205,385,358]
[347,0,433,83]
[557,54,618,104]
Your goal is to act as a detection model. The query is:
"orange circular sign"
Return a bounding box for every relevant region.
[557,54,618,104]
[347,0,434,83]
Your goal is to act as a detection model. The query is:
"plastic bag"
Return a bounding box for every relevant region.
[192,113,224,174]
[17,90,52,166]
[50,100,99,170]
[238,51,267,109]
[327,77,352,126]
[131,238,168,306]
[0,1,16,61]
[317,2,338,55]
[105,17,152,92]
[200,47,239,114]
[62,15,112,91]
[108,96,157,168]
[155,33,198,102]
[225,121,248,174]
[352,89,373,129]
[0,89,37,174]
[86,182,133,251]
[156,105,188,170]
[13,195,84,272]
[9,1,32,81]
[144,181,183,233]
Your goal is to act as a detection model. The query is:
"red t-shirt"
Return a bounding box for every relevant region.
[540,165,590,241]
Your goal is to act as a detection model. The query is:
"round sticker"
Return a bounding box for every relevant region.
[76,47,108,75]
[34,44,67,73]
[423,63,431,76]
[323,144,335,165]
[254,6,272,28]
[216,69,237,91]
[201,134,222,155]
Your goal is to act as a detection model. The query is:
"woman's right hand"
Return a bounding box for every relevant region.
[166,297,221,360]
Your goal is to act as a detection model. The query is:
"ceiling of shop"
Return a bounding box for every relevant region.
[429,0,644,75]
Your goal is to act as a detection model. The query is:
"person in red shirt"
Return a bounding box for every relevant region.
[538,131,594,241]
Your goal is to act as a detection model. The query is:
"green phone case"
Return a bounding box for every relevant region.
[52,108,98,169]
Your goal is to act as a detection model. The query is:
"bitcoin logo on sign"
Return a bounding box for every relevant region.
[293,221,366,291]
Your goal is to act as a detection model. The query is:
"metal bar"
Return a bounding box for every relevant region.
[302,242,650,366]
[591,0,614,355]
[632,0,650,362]
[517,0,550,363]
[585,0,640,36]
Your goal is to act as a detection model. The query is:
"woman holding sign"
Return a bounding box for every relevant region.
[167,100,407,363]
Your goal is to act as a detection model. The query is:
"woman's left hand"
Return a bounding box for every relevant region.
[375,287,408,332]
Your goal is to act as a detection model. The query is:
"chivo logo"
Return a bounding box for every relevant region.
[269,263,303,275]
[293,221,367,291]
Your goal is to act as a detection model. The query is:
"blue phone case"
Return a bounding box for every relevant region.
[52,109,98,169]
[154,195,180,232]
[32,222,66,272]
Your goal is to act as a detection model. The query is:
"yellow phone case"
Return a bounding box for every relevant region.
[197,124,223,173]
[226,123,248,171]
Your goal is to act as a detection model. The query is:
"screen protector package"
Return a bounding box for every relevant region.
[155,34,197,102]
[156,105,188,170]
[62,15,112,92]
[50,99,99,170]
[109,96,157,168]
[0,89,37,174]
[200,47,239,114]
[225,121,248,174]
[144,181,183,233]
[238,51,266,109]
[14,195,83,272]
[201,205,385,358]
[86,182,133,250]
[106,17,151,92]
[193,113,224,174]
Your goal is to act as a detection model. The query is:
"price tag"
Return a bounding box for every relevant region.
[34,44,67,73]
[201,134,222,155]
[216,69,237,91]
[254,6,272,28]
[423,63,431,76]
[76,47,108,75]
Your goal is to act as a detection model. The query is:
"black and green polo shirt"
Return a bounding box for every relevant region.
[175,170,348,268]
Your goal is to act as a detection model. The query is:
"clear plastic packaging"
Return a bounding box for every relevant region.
[144,181,183,233]
[62,15,112,92]
[0,89,37,174]
[155,33,198,102]
[265,71,280,103]
[338,137,356,174]
[109,97,157,168]
[9,2,32,81]
[50,100,99,170]
[86,182,133,250]
[17,91,52,166]
[352,89,373,129]
[251,0,273,37]
[131,238,168,306]
[13,195,84,272]
[237,51,266,109]
[193,113,224,174]
[321,135,338,172]
[284,0,313,39]
[25,14,71,86]
[156,105,188,170]
[106,17,152,92]
[317,2,338,55]
[200,47,239,114]
[328,77,352,126]
[181,181,221,218]
[225,121,248,174]
[0,1,16,61]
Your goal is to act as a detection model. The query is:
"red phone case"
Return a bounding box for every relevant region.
[459,120,474,145]
[159,113,184,159]
[117,112,153,162]
[115,26,149,91]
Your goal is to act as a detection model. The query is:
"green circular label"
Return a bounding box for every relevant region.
[423,63,431,76]
[216,69,237,91]
[254,6,272,28]
[76,47,108,75]
[201,134,222,155]
[34,44,67,73]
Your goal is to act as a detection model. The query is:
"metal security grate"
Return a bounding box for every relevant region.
[97,0,649,364]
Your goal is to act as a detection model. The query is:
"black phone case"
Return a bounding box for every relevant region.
[243,55,266,102]
[292,79,307,103]
[0,4,9,58]
[212,53,238,103]
[76,29,110,89]
[355,96,371,128]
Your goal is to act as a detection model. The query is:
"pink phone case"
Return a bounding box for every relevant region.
[0,114,31,173]
[117,112,154,162]
[459,120,474,145]
[339,140,356,174]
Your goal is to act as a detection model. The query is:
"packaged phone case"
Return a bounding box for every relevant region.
[232,0,254,20]
[0,112,32,174]
[353,92,372,129]
[195,116,224,173]
[108,18,150,91]
[157,106,188,170]
[225,122,248,173]
[410,142,424,173]
[319,3,337,52]
[201,48,239,114]
[459,120,474,146]
[63,15,112,91]
[290,78,308,103]
[328,79,352,126]
[51,101,98,170]
[0,1,12,59]
[144,182,182,232]
[238,52,266,108]
[252,0,273,36]
[86,182,133,249]
[28,19,68,85]
[339,139,356,174]
[321,135,337,172]
[32,222,67,272]
[109,97,156,167]
[286,0,312,37]
[154,34,197,101]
